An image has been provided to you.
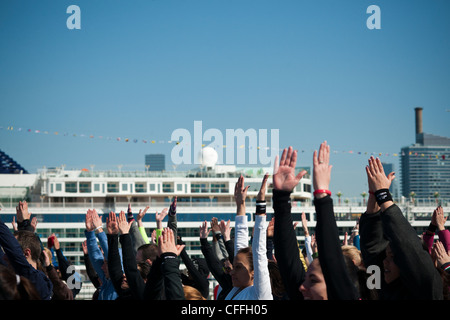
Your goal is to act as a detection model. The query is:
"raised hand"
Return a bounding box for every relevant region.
[433,241,450,267]
[234,175,249,206]
[85,209,95,232]
[210,217,220,233]
[273,146,307,192]
[432,206,447,232]
[16,201,31,223]
[118,210,133,234]
[199,221,211,239]
[137,206,150,227]
[158,228,185,256]
[106,211,119,235]
[312,141,333,195]
[155,208,169,229]
[365,156,395,192]
[257,173,269,202]
[169,196,177,215]
[91,209,103,231]
[219,219,231,241]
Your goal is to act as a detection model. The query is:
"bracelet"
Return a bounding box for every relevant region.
[313,189,331,196]
[94,226,103,232]
[374,189,393,206]
[255,201,266,214]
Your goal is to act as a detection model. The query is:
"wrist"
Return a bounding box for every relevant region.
[94,226,103,233]
[374,189,393,206]
[313,189,331,199]
[255,200,266,215]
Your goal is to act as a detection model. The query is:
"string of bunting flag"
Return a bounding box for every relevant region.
[1,125,447,160]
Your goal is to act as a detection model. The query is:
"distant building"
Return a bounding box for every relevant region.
[145,154,165,171]
[382,162,398,199]
[400,108,450,200]
[0,149,28,174]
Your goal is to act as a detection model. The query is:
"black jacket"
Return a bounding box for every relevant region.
[360,204,443,300]
[314,195,359,300]
[272,189,305,300]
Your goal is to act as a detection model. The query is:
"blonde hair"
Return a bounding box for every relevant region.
[183,285,206,300]
[341,245,363,269]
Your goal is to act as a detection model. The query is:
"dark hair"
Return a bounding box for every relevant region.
[15,230,42,262]
[236,247,253,271]
[137,261,151,281]
[137,243,158,262]
[268,261,286,299]
[342,255,378,300]
[0,265,41,300]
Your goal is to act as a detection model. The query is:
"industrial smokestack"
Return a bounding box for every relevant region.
[415,107,423,134]
[415,107,423,144]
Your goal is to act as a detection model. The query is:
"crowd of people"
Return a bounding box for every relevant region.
[1,141,449,300]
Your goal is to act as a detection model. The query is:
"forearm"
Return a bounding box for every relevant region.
[234,215,249,253]
[382,204,443,293]
[272,189,305,300]
[252,214,272,300]
[161,253,185,300]
[107,234,125,291]
[138,226,150,244]
[315,195,359,300]
[120,233,145,299]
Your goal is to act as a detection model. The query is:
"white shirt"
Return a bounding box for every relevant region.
[225,214,273,300]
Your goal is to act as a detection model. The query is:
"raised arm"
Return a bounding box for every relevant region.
[367,156,443,299]
[252,173,273,300]
[234,176,250,253]
[313,141,359,300]
[272,146,307,300]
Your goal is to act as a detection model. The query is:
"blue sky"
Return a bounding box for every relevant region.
[1,0,449,198]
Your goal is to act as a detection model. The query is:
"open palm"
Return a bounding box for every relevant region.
[273,146,307,192]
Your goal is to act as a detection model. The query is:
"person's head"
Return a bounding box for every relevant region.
[268,261,286,299]
[136,243,158,265]
[341,245,363,269]
[0,265,41,300]
[383,243,400,284]
[299,258,327,300]
[137,261,151,282]
[183,285,206,300]
[14,231,42,269]
[230,247,254,289]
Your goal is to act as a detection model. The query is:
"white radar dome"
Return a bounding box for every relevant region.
[198,147,218,167]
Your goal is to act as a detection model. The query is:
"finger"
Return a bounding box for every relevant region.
[289,150,298,168]
[387,172,396,182]
[285,147,293,166]
[368,157,377,175]
[325,142,330,163]
[318,142,325,164]
[365,165,373,179]
[295,170,307,182]
[279,148,287,166]
[313,150,318,167]
[376,158,384,174]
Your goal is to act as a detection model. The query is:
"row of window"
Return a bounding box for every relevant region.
[50,181,311,194]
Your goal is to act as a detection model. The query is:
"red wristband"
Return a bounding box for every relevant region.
[313,189,332,196]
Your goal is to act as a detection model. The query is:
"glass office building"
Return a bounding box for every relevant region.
[400,108,450,200]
